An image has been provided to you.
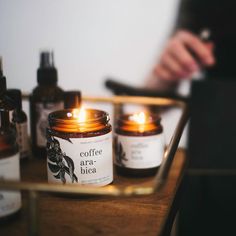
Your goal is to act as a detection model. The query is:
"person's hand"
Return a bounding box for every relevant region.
[153,30,215,82]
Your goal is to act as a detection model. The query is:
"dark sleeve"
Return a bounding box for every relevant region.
[174,0,207,34]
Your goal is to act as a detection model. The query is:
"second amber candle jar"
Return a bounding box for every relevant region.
[114,112,165,177]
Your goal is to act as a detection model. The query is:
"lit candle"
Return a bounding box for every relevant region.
[68,107,86,122]
[129,111,149,133]
[46,108,113,186]
[114,111,165,177]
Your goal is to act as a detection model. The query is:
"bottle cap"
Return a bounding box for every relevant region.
[64,91,81,109]
[37,51,57,85]
[6,89,22,110]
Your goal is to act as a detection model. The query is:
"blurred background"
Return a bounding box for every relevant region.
[0,0,179,95]
[0,0,186,146]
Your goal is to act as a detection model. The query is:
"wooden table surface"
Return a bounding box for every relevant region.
[0,149,186,236]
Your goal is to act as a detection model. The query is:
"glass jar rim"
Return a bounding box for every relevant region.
[116,112,162,134]
[117,112,161,126]
[48,108,110,133]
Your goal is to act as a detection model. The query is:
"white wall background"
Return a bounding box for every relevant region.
[0,0,188,147]
[0,0,179,95]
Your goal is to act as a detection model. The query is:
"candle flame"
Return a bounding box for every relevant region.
[67,107,87,122]
[130,112,146,124]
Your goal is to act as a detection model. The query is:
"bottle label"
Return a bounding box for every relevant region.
[16,122,29,159]
[36,102,63,147]
[114,133,165,169]
[0,153,21,218]
[47,131,113,186]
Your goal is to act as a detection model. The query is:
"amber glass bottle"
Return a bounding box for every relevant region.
[0,68,21,221]
[114,112,165,177]
[46,108,113,186]
[7,89,30,160]
[30,51,64,158]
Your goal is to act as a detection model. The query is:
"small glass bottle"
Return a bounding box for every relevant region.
[0,66,21,221]
[46,108,113,186]
[114,112,165,177]
[30,51,64,158]
[7,89,30,160]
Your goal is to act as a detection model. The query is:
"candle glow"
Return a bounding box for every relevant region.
[129,112,147,124]
[128,111,149,133]
[67,107,87,123]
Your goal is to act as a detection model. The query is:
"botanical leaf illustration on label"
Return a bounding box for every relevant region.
[46,134,78,184]
[114,136,127,167]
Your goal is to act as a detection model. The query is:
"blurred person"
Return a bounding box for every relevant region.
[147,1,236,236]
[148,0,236,93]
[149,30,215,92]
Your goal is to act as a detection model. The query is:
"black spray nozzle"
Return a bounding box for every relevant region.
[40,51,54,68]
[37,50,57,85]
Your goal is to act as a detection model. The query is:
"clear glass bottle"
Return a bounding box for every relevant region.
[7,89,30,160]
[0,63,21,221]
[30,51,64,158]
[114,112,165,177]
[46,108,113,186]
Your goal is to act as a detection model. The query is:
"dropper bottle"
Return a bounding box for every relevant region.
[7,89,30,160]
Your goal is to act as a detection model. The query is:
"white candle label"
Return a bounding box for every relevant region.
[36,101,64,147]
[16,122,29,159]
[47,132,113,186]
[0,153,21,217]
[114,134,165,169]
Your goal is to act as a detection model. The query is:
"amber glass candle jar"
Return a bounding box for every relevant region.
[114,112,164,177]
[46,108,113,186]
[0,110,21,221]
